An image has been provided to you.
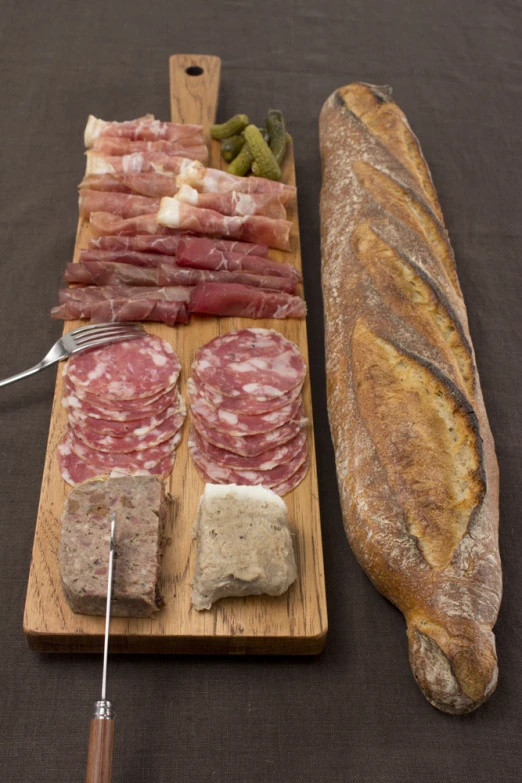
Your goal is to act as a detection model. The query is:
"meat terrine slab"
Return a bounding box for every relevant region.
[23,54,328,654]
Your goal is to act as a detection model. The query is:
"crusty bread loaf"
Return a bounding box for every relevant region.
[319,83,501,714]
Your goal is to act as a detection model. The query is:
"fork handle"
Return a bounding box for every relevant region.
[0,361,54,389]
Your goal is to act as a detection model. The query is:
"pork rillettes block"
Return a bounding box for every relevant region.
[192,484,297,611]
[59,476,168,616]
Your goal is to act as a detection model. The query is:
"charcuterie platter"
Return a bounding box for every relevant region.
[23,54,327,654]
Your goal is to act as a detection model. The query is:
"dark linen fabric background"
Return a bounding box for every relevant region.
[0,0,520,780]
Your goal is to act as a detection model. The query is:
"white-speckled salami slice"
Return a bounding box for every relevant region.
[188,377,301,435]
[58,432,177,486]
[189,427,308,488]
[64,377,176,410]
[70,428,181,470]
[66,391,179,434]
[193,428,307,470]
[66,334,181,399]
[192,403,307,457]
[191,367,302,414]
[270,459,309,496]
[63,384,177,422]
[72,400,186,453]
[193,328,306,400]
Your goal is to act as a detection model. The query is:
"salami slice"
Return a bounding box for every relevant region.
[70,428,180,470]
[190,429,307,471]
[68,400,178,437]
[193,328,306,400]
[270,459,309,496]
[58,433,176,486]
[66,334,181,400]
[191,368,302,415]
[189,428,308,487]
[63,385,178,423]
[73,404,185,453]
[192,404,307,457]
[188,377,301,436]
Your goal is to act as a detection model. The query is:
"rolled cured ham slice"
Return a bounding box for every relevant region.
[177,160,296,203]
[79,190,160,219]
[92,137,208,163]
[65,261,297,294]
[89,212,177,237]
[79,175,132,193]
[89,234,269,257]
[192,428,307,471]
[193,329,307,400]
[157,199,292,251]
[189,428,307,491]
[80,172,179,198]
[86,151,194,177]
[52,286,191,325]
[84,115,204,146]
[79,249,179,269]
[65,334,181,399]
[175,184,287,220]
[177,238,300,281]
[189,282,306,320]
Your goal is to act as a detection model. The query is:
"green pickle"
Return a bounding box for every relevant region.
[221,135,245,163]
[243,124,281,181]
[266,109,287,165]
[210,114,249,140]
[226,141,254,176]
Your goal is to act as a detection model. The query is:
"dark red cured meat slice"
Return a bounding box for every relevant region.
[63,378,176,415]
[189,428,307,488]
[188,378,301,435]
[190,427,307,471]
[191,367,302,415]
[177,239,299,281]
[58,433,176,486]
[65,334,181,400]
[68,399,178,436]
[80,249,179,268]
[189,282,306,320]
[72,405,185,453]
[89,234,268,257]
[193,328,306,400]
[52,289,190,326]
[192,404,307,458]
[69,428,181,471]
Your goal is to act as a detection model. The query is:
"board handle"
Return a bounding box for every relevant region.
[169,54,221,140]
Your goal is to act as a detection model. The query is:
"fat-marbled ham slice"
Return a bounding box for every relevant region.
[89,234,269,257]
[89,212,176,237]
[79,175,132,193]
[73,403,185,453]
[193,328,307,400]
[80,172,179,198]
[191,367,302,415]
[86,151,194,177]
[177,238,299,280]
[92,137,208,162]
[192,428,307,470]
[52,286,191,325]
[79,190,160,219]
[65,261,297,294]
[65,334,181,400]
[177,160,296,203]
[157,198,292,251]
[188,378,301,435]
[189,282,306,320]
[84,115,204,146]
[175,184,287,219]
[188,428,307,491]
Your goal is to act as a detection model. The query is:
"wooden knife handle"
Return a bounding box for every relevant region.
[86,717,114,783]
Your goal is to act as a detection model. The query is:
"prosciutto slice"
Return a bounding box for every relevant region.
[52,285,191,325]
[86,151,194,177]
[177,238,301,282]
[89,212,176,237]
[79,174,132,193]
[92,137,208,162]
[80,172,178,198]
[79,190,160,219]
[84,115,204,146]
[175,184,287,219]
[157,198,292,251]
[64,261,297,294]
[177,160,296,203]
[89,234,268,257]
[189,282,306,319]
[80,249,179,268]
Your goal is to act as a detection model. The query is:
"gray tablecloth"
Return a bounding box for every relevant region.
[1,1,520,780]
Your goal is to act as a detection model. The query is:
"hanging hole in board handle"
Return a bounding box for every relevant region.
[185,66,204,76]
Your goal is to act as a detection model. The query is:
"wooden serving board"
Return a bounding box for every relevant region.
[23,54,327,654]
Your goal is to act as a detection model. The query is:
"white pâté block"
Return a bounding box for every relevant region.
[192,484,297,611]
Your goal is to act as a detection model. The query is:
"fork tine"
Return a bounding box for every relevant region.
[71,333,147,353]
[73,326,147,345]
[70,322,145,336]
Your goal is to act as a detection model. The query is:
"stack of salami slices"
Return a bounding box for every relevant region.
[188,328,309,496]
[58,334,185,486]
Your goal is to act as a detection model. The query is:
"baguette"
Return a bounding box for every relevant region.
[319,83,501,714]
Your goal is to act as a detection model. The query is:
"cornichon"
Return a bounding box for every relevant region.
[226,140,254,176]
[210,114,249,140]
[221,135,245,163]
[267,109,287,164]
[243,125,281,181]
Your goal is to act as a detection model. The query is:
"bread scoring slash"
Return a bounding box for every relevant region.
[320,82,501,714]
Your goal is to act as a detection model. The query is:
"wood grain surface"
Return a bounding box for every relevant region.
[23,53,328,654]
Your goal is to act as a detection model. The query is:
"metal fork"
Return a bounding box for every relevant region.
[0,323,147,389]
